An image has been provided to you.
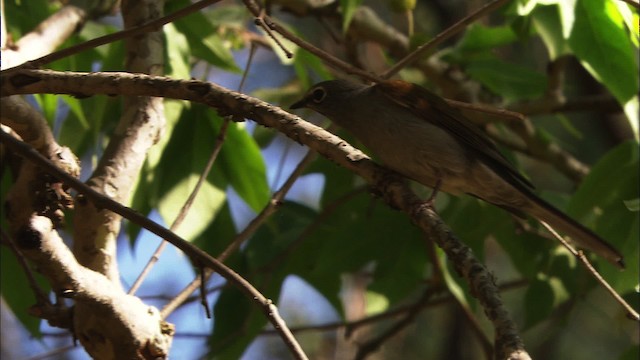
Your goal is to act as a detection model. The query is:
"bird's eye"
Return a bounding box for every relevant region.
[311,87,327,103]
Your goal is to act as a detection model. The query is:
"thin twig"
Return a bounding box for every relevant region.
[199,266,211,318]
[161,267,214,318]
[240,0,380,83]
[382,0,511,79]
[449,99,527,123]
[128,118,231,295]
[255,16,293,58]
[539,221,639,320]
[218,149,318,261]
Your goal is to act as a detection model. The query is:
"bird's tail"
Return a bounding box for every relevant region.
[526,195,624,269]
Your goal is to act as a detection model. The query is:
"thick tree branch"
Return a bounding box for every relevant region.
[1,126,169,359]
[69,2,170,357]
[10,214,173,359]
[0,96,70,160]
[71,0,165,282]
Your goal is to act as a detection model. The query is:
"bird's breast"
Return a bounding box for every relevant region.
[337,103,474,193]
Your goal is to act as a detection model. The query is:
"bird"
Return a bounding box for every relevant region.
[290,79,624,269]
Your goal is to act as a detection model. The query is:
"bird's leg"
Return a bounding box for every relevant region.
[425,178,442,208]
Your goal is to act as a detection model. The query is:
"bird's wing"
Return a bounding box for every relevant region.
[376,80,534,191]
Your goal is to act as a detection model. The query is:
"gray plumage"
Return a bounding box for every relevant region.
[291,79,624,268]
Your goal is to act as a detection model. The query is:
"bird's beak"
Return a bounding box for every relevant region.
[289,97,308,110]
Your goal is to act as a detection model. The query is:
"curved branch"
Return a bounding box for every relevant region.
[0,96,66,159]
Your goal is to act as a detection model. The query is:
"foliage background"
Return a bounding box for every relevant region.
[1,0,638,359]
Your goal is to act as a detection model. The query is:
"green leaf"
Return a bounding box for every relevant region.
[61,96,89,130]
[293,50,333,89]
[1,247,46,337]
[443,197,508,260]
[531,4,570,59]
[60,95,115,154]
[443,194,555,278]
[341,0,363,33]
[33,94,58,129]
[245,202,318,270]
[214,116,270,212]
[98,31,126,72]
[440,249,470,308]
[567,0,639,104]
[205,4,247,26]
[210,284,269,360]
[623,198,640,212]
[260,22,298,65]
[567,141,639,290]
[170,0,239,72]
[147,100,188,173]
[149,104,267,238]
[365,290,390,315]
[48,21,114,72]
[0,171,50,337]
[194,202,237,256]
[465,57,548,101]
[287,193,426,308]
[151,106,228,241]
[157,173,226,241]
[614,0,639,47]
[305,148,359,208]
[456,24,519,53]
[623,97,639,141]
[619,345,640,360]
[164,23,192,79]
[0,173,46,337]
[524,274,567,328]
